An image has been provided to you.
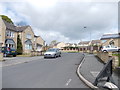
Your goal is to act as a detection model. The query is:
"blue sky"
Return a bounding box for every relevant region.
[0,0,118,44]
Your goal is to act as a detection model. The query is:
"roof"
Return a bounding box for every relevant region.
[101,33,120,40]
[78,41,90,45]
[54,42,61,46]
[91,40,101,44]
[3,20,17,32]
[3,19,29,32]
[16,26,29,32]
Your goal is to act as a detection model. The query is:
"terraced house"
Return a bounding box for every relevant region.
[0,16,45,54]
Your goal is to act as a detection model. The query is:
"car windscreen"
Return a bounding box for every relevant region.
[47,49,57,52]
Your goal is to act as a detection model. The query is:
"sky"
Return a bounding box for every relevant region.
[0,0,119,44]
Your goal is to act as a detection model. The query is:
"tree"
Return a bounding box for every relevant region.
[17,35,23,55]
[49,40,57,47]
[0,15,13,24]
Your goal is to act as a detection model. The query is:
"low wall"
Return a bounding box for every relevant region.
[97,52,111,63]
[97,51,119,68]
[31,51,44,56]
[0,53,3,61]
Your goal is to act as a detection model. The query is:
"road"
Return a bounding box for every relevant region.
[2,53,88,88]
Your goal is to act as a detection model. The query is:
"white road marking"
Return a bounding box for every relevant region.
[65,79,72,86]
[90,71,100,77]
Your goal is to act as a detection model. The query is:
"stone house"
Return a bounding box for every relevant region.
[78,41,90,52]
[0,16,45,54]
[53,42,66,50]
[0,17,18,49]
[16,26,35,54]
[90,40,101,51]
[101,33,120,47]
[34,35,45,51]
[0,17,6,47]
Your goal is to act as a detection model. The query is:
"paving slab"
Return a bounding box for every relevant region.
[80,53,119,88]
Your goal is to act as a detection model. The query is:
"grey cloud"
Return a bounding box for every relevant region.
[0,1,118,43]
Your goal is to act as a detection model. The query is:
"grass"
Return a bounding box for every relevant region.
[17,55,31,57]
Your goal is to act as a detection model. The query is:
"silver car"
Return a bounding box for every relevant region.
[44,48,61,58]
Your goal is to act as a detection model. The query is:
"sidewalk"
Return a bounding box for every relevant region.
[0,56,43,67]
[80,53,119,88]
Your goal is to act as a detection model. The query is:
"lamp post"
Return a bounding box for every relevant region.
[84,26,92,53]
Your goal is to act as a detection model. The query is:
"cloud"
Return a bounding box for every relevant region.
[0,1,118,44]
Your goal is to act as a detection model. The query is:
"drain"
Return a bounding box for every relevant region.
[75,64,79,65]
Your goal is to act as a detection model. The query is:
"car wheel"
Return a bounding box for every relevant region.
[118,49,120,52]
[54,54,56,58]
[44,57,46,59]
[103,50,107,52]
[59,54,61,57]
[13,55,16,57]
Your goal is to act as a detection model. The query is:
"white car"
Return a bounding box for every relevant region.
[101,45,120,52]
[44,48,61,58]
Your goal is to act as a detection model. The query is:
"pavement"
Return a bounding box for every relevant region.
[2,53,88,88]
[79,53,120,89]
[0,56,44,67]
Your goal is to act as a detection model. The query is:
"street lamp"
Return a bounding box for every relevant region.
[83,26,92,53]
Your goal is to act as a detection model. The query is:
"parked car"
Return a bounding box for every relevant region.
[101,45,120,52]
[44,48,61,58]
[0,47,17,57]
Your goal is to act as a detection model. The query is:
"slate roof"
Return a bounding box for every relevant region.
[78,41,90,45]
[3,20,17,32]
[16,26,29,32]
[54,42,61,46]
[91,40,101,44]
[3,19,29,32]
[101,33,120,40]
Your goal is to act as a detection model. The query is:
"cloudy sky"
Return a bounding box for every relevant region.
[0,0,118,44]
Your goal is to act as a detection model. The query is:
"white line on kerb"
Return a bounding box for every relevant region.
[65,79,72,86]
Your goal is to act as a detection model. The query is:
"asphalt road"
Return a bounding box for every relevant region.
[2,53,88,88]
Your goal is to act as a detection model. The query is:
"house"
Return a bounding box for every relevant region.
[0,16,45,54]
[16,26,35,54]
[100,33,120,47]
[65,43,77,47]
[0,17,18,49]
[0,17,6,47]
[78,41,90,52]
[53,42,66,50]
[62,43,78,51]
[90,40,101,51]
[34,35,45,51]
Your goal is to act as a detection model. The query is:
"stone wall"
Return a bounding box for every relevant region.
[0,53,3,61]
[97,51,119,68]
[31,51,44,56]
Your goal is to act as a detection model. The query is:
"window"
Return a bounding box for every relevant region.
[26,34,31,39]
[34,38,36,41]
[25,44,32,50]
[6,31,14,37]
